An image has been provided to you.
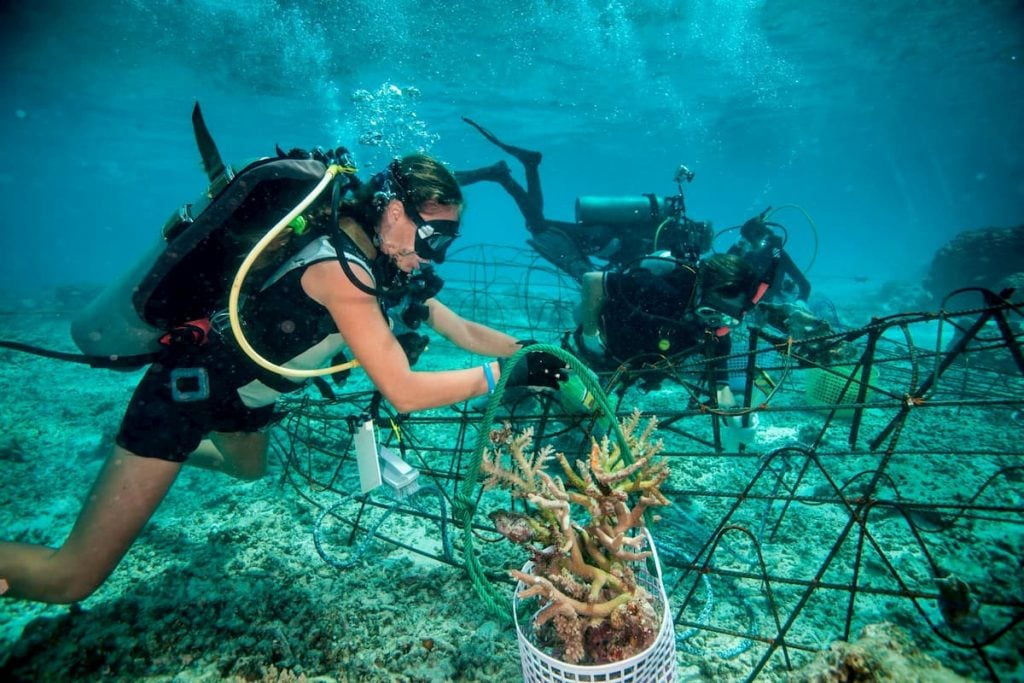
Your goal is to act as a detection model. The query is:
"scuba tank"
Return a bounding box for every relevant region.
[558,372,597,414]
[556,365,613,430]
[71,103,353,362]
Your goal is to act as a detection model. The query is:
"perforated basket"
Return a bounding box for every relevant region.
[805,364,879,417]
[513,529,676,683]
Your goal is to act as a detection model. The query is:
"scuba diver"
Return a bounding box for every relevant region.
[577,251,767,443]
[576,252,764,371]
[0,109,569,605]
[455,117,712,281]
[455,117,810,301]
[455,119,862,370]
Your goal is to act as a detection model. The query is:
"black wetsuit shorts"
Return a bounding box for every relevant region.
[115,339,276,463]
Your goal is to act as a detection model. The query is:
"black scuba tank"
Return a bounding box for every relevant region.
[71,104,335,359]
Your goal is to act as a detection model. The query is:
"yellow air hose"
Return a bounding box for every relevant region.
[228,163,363,379]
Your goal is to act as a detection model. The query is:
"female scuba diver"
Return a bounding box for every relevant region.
[0,153,566,604]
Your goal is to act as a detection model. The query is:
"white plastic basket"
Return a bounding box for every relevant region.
[513,529,676,682]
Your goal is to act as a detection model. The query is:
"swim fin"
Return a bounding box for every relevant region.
[192,102,233,192]
[462,117,542,168]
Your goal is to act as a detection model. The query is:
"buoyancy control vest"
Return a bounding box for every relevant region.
[71,103,357,363]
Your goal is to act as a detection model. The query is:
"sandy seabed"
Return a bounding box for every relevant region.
[0,296,522,682]
[1,280,1021,682]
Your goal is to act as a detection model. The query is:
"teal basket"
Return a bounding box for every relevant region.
[805,365,878,416]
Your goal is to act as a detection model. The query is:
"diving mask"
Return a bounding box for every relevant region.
[697,273,772,330]
[695,289,748,329]
[695,305,742,329]
[404,205,460,263]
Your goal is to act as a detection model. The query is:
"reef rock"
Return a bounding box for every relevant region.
[787,622,975,683]
[924,225,1024,300]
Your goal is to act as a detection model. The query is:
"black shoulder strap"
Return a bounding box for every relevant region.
[327,217,388,298]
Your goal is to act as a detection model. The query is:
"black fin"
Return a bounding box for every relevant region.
[192,102,227,184]
[462,117,542,167]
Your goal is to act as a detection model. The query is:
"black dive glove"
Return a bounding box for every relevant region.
[500,346,570,391]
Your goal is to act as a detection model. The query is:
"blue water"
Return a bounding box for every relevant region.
[1,0,1021,295]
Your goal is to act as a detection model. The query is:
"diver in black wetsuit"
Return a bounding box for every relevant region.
[455,120,864,370]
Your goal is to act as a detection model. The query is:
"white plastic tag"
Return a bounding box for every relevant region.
[354,419,382,493]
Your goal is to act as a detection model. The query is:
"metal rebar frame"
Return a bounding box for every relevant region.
[270,249,1023,681]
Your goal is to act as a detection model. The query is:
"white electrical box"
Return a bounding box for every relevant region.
[354,419,382,493]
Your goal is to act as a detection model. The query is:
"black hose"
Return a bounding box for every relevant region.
[0,339,155,369]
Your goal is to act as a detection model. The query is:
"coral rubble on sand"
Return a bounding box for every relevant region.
[788,622,976,683]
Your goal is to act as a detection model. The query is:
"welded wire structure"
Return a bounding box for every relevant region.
[270,246,1023,682]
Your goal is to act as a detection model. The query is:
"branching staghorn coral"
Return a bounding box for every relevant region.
[481,410,671,664]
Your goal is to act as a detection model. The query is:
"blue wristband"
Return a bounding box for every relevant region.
[482,363,496,394]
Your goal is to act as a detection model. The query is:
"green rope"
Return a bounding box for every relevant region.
[457,344,634,621]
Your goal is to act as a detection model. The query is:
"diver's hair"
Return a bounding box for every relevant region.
[340,153,463,226]
[699,253,758,297]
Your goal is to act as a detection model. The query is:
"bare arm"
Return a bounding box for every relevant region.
[302,260,494,413]
[425,298,522,357]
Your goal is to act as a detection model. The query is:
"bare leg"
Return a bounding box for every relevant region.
[185,430,268,481]
[0,445,181,604]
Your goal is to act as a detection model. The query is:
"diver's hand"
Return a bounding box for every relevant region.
[500,351,569,390]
